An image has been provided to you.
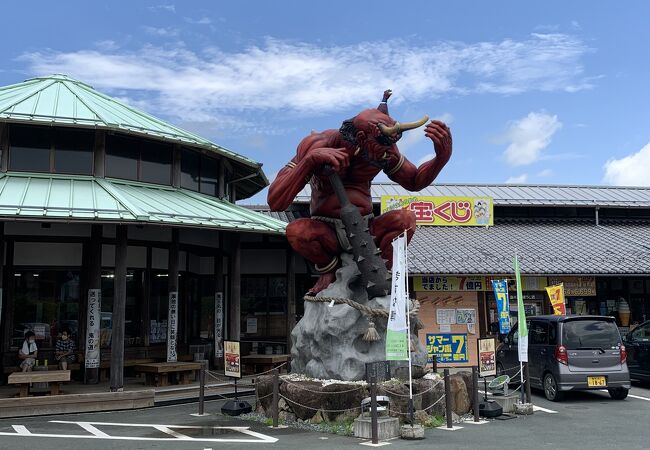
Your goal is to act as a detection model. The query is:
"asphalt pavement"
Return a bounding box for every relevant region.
[0,382,649,450]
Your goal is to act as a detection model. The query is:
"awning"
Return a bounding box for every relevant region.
[0,172,286,235]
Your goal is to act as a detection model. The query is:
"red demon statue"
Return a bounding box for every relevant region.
[268,91,452,295]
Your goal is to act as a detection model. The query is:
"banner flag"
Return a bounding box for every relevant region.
[491,280,511,334]
[545,284,567,315]
[386,234,409,360]
[513,254,528,362]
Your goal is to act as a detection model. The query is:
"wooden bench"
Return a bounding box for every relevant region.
[135,362,202,387]
[241,354,290,375]
[98,358,157,381]
[7,370,71,397]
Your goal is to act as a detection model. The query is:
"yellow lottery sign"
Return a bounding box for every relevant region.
[381,195,493,226]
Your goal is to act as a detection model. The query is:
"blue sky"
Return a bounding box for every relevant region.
[2,1,650,202]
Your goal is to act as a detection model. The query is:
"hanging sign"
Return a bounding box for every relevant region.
[478,338,497,377]
[386,234,409,361]
[545,284,567,315]
[215,292,224,358]
[381,195,493,226]
[436,308,457,325]
[224,340,241,378]
[426,333,468,364]
[167,291,178,363]
[492,280,511,335]
[415,276,487,291]
[85,289,101,369]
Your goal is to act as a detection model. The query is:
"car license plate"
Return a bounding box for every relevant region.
[587,376,606,387]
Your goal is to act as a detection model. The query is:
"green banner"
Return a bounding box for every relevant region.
[386,329,409,360]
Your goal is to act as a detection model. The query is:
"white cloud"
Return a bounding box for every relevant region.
[502,112,562,166]
[417,153,434,166]
[185,16,212,25]
[603,142,650,187]
[148,4,175,13]
[18,34,592,126]
[142,26,179,37]
[506,174,528,184]
[537,168,553,177]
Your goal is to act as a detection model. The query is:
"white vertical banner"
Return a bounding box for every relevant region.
[85,289,101,369]
[215,292,224,358]
[386,234,409,360]
[167,291,178,363]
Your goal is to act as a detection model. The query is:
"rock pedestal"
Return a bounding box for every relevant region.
[290,254,427,381]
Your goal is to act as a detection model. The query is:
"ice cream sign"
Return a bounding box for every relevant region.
[381,196,493,227]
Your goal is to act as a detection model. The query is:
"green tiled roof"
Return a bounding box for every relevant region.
[0,74,268,198]
[0,172,286,234]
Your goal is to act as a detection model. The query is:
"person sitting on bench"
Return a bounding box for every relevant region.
[55,328,76,370]
[18,331,38,372]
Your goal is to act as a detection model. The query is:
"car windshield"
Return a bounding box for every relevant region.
[562,319,620,350]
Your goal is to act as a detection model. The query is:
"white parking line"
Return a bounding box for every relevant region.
[0,420,279,443]
[598,389,650,402]
[532,405,558,414]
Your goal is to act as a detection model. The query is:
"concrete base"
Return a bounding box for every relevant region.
[354,416,400,440]
[400,424,425,440]
[514,402,534,415]
[437,425,464,431]
[0,390,154,418]
[484,393,518,413]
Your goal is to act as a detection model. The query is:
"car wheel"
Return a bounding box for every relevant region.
[543,373,564,402]
[608,388,628,400]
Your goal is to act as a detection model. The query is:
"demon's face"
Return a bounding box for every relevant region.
[352,109,401,159]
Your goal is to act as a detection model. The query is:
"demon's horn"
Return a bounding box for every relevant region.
[378,115,429,136]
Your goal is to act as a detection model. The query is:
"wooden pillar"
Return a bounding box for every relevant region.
[110,225,127,391]
[228,233,241,341]
[286,247,296,351]
[93,130,105,178]
[2,239,13,354]
[0,223,5,354]
[85,224,102,383]
[167,228,179,362]
[143,246,152,347]
[0,123,8,172]
[214,247,224,369]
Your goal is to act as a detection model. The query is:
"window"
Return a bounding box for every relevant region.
[548,321,558,345]
[200,155,219,196]
[562,319,620,349]
[9,125,51,171]
[100,269,144,348]
[11,270,81,349]
[530,321,549,345]
[180,149,200,191]
[54,127,94,175]
[240,276,288,340]
[140,140,172,184]
[106,134,138,180]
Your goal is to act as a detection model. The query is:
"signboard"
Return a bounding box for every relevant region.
[545,284,566,315]
[365,361,391,383]
[415,276,486,291]
[381,195,493,226]
[386,234,409,361]
[548,276,596,296]
[477,338,497,377]
[224,340,241,378]
[167,291,178,363]
[85,289,101,369]
[492,280,511,334]
[246,317,258,334]
[436,309,456,325]
[214,292,223,358]
[426,333,468,364]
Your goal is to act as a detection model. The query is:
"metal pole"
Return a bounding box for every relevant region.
[519,361,525,403]
[524,362,532,403]
[370,375,378,445]
[198,363,205,416]
[444,368,453,429]
[472,366,480,422]
[272,368,279,428]
[432,355,437,373]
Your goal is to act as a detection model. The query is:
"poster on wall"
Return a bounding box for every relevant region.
[246,317,258,334]
[85,289,101,369]
[426,333,468,364]
[548,276,596,296]
[381,195,493,226]
[436,309,457,325]
[167,291,178,363]
[456,308,476,324]
[215,292,224,358]
[415,276,486,291]
[224,340,241,378]
[477,338,497,377]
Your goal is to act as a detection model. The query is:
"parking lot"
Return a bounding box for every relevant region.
[0,382,648,450]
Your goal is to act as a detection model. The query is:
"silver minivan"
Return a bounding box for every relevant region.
[496,315,631,401]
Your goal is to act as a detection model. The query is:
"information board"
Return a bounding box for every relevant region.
[224,340,241,378]
[426,333,468,364]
